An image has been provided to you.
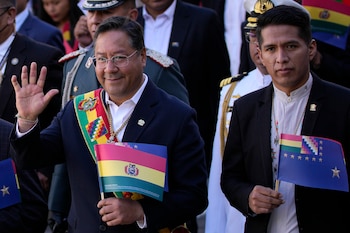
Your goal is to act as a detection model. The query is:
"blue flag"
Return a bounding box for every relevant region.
[0,158,21,209]
[277,134,349,192]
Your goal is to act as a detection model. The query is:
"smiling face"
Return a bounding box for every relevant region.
[258,24,316,95]
[94,29,146,105]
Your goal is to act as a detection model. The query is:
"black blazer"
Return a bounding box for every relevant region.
[0,119,47,233]
[0,33,63,128]
[221,75,350,232]
[138,0,231,166]
[18,13,65,53]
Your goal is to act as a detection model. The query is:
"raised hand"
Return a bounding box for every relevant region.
[11,62,59,131]
[74,15,93,48]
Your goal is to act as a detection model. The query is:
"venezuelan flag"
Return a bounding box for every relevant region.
[95,143,167,201]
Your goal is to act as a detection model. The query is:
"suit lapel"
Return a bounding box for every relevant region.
[257,85,275,185]
[0,35,26,116]
[167,1,191,60]
[301,75,324,136]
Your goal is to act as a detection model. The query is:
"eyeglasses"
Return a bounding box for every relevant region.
[0,7,10,17]
[245,31,257,43]
[92,50,138,69]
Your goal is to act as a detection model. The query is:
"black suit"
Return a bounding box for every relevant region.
[0,119,47,233]
[137,0,231,168]
[221,75,350,232]
[0,33,63,129]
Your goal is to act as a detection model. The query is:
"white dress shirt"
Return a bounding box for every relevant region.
[268,75,313,233]
[142,0,176,55]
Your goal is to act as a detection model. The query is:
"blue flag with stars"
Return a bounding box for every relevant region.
[277,134,349,192]
[0,158,21,209]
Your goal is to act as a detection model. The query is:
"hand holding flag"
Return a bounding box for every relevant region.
[277,134,349,192]
[95,143,168,201]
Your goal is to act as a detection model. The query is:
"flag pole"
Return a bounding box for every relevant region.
[274,179,280,192]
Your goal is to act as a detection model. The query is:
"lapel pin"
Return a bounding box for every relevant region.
[171,42,179,47]
[138,119,145,126]
[11,58,19,65]
[310,104,317,111]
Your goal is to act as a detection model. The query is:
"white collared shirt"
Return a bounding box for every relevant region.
[104,74,148,142]
[142,0,176,55]
[268,74,313,233]
[0,33,15,74]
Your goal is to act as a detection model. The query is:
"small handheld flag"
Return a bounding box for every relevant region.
[95,143,167,201]
[302,0,350,50]
[0,158,21,209]
[277,134,349,192]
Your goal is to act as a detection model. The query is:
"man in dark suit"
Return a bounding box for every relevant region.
[137,0,231,170]
[0,118,48,233]
[15,0,65,53]
[0,0,63,128]
[0,0,63,198]
[221,3,350,232]
[11,16,207,233]
[47,1,190,231]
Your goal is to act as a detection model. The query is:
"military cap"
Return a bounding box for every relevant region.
[82,0,125,11]
[244,0,310,29]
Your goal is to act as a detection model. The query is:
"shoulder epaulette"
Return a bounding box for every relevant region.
[219,72,248,88]
[146,49,174,68]
[58,49,88,63]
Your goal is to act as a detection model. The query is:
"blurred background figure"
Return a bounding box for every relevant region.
[37,0,84,53]
[0,118,48,233]
[15,0,65,53]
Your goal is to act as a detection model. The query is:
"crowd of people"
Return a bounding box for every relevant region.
[0,0,349,233]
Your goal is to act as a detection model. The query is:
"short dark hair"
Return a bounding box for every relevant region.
[256,5,312,46]
[94,16,145,51]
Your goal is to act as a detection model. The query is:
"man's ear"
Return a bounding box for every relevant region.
[257,47,265,66]
[308,39,317,61]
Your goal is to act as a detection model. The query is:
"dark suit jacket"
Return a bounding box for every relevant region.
[18,13,65,54]
[138,1,231,167]
[0,33,63,129]
[11,80,208,233]
[0,119,47,233]
[221,75,350,232]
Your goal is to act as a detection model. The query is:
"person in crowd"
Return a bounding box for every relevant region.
[15,0,65,53]
[47,1,190,231]
[201,0,246,76]
[38,0,84,53]
[0,119,48,233]
[11,16,207,233]
[221,2,350,232]
[137,0,231,173]
[0,0,63,127]
[205,0,273,232]
[0,0,63,198]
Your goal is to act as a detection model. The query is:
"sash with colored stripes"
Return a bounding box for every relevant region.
[74,89,142,200]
